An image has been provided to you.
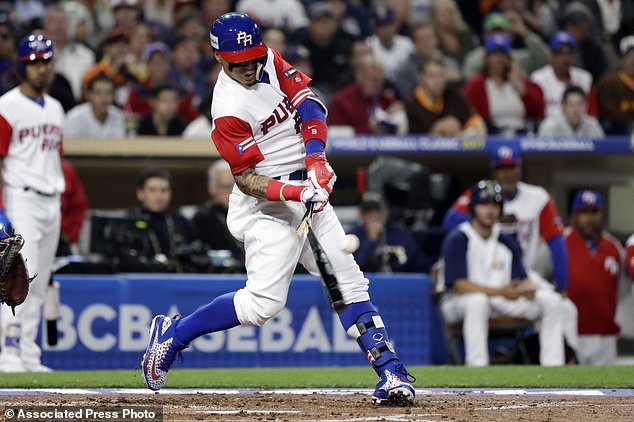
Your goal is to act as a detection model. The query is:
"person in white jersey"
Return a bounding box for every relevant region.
[141,13,416,406]
[0,34,65,372]
[440,180,567,367]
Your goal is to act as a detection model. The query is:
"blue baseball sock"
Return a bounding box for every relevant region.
[174,292,240,344]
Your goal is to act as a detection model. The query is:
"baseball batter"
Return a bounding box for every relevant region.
[0,35,64,372]
[440,180,567,367]
[142,13,415,406]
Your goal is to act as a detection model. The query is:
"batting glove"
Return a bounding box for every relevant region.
[300,186,329,213]
[306,153,336,194]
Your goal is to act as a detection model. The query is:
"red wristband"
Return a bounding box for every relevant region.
[301,119,327,145]
[265,180,304,202]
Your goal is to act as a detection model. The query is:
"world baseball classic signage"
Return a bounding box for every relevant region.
[40,274,432,369]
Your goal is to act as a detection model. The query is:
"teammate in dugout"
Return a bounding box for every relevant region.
[0,35,64,372]
[440,180,568,367]
[142,13,416,405]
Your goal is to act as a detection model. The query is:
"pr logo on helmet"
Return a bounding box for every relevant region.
[237,31,253,46]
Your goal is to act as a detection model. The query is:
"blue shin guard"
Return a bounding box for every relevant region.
[339,301,416,405]
[338,301,398,374]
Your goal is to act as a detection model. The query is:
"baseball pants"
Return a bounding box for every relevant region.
[227,187,370,326]
[441,289,566,367]
[0,186,60,369]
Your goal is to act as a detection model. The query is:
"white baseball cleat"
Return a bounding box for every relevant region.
[372,362,416,406]
[141,315,187,391]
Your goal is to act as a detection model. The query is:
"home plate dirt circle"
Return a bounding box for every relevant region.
[1,388,633,421]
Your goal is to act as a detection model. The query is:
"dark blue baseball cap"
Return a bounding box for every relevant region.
[549,31,578,51]
[572,190,602,212]
[491,145,522,168]
[485,33,511,55]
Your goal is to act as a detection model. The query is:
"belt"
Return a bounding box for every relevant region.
[23,186,56,197]
[272,169,307,182]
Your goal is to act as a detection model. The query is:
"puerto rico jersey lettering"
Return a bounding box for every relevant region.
[0,87,65,194]
[211,48,316,177]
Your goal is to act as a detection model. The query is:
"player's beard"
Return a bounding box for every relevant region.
[22,68,51,97]
[28,71,51,96]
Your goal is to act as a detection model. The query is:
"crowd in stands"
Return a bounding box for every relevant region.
[0,0,633,139]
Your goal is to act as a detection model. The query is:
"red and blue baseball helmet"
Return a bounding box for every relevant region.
[17,34,54,75]
[209,13,267,63]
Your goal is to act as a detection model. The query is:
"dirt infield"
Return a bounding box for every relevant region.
[2,392,634,421]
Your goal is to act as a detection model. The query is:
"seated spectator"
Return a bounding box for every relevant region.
[495,0,553,39]
[183,93,212,139]
[300,2,355,98]
[366,5,415,85]
[128,41,208,127]
[328,55,407,134]
[263,28,288,57]
[347,194,425,273]
[394,22,462,100]
[326,0,371,39]
[192,160,244,265]
[137,84,186,136]
[597,35,634,134]
[531,31,597,118]
[112,0,142,32]
[406,58,485,136]
[560,2,609,81]
[44,4,96,102]
[627,233,634,280]
[572,0,634,57]
[126,22,153,78]
[81,28,137,104]
[565,190,623,365]
[429,0,478,66]
[167,35,203,123]
[0,11,19,96]
[463,33,545,136]
[440,179,567,367]
[64,74,126,139]
[236,0,308,35]
[127,168,194,272]
[538,85,604,137]
[462,12,549,79]
[58,159,88,256]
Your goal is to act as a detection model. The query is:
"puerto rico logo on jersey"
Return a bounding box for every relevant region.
[497,146,514,160]
[235,136,256,155]
[236,31,253,46]
[604,256,619,276]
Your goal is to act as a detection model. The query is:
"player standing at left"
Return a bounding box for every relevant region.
[142,13,415,406]
[0,35,65,372]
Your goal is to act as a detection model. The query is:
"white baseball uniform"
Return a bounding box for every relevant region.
[0,87,65,372]
[211,48,369,326]
[440,222,566,367]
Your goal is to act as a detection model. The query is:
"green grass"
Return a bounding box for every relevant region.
[1,366,634,389]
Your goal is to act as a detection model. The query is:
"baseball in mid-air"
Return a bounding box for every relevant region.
[339,234,360,254]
